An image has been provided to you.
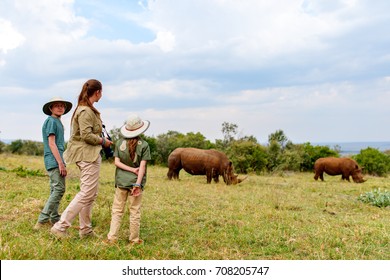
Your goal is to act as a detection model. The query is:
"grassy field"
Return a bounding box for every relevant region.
[0,154,388,260]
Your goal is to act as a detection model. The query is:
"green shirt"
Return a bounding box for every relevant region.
[42,116,65,171]
[114,137,151,189]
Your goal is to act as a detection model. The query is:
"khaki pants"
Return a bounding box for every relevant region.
[107,187,142,242]
[53,155,101,235]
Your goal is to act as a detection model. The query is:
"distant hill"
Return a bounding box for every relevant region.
[314,142,390,155]
[0,139,14,144]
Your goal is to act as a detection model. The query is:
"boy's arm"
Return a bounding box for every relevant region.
[48,134,67,177]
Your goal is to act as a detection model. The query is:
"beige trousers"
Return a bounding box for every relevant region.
[107,187,142,242]
[53,155,101,235]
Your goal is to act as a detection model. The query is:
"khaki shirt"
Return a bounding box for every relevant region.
[64,106,103,164]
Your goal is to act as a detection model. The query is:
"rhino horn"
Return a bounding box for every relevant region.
[237,175,248,184]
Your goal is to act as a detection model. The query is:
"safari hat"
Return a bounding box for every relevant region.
[42,97,72,116]
[120,114,150,138]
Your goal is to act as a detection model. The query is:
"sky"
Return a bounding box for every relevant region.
[1,0,390,144]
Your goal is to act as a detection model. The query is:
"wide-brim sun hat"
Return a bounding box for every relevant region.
[120,114,150,138]
[42,97,73,116]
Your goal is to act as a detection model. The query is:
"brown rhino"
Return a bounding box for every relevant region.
[167,147,246,185]
[314,157,365,183]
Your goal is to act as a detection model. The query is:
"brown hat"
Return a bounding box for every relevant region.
[42,97,72,116]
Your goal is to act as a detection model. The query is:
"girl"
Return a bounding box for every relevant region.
[104,114,151,245]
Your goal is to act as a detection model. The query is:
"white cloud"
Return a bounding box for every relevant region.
[105,78,216,102]
[0,19,25,54]
[139,0,367,60]
[1,0,390,144]
[153,31,175,52]
[3,0,89,50]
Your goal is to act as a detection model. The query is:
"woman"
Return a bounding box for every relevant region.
[51,79,113,239]
[103,114,151,245]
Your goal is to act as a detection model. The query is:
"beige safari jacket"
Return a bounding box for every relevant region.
[64,106,103,164]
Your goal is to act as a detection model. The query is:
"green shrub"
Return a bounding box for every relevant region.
[278,144,305,172]
[358,189,390,208]
[226,139,268,174]
[6,140,44,156]
[355,147,390,176]
[0,140,5,154]
[12,166,46,177]
[300,143,339,172]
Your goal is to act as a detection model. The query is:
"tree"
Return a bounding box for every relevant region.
[268,129,289,148]
[178,132,214,149]
[221,122,238,148]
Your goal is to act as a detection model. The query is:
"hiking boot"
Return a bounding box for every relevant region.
[33,222,50,231]
[79,231,101,239]
[50,227,68,239]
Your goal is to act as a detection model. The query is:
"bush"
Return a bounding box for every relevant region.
[278,144,305,172]
[355,147,390,176]
[300,143,339,172]
[6,140,44,156]
[0,141,5,154]
[266,140,282,172]
[226,140,268,174]
[154,131,215,166]
[358,189,390,208]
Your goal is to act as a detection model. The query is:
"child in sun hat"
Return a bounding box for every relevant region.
[34,97,72,230]
[103,114,151,245]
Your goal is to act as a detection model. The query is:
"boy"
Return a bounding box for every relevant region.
[34,97,72,230]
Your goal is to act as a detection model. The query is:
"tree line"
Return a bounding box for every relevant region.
[2,122,390,176]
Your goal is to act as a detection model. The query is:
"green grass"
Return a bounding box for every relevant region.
[0,154,389,260]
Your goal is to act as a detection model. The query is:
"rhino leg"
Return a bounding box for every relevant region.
[167,168,180,180]
[314,169,325,181]
[342,173,351,182]
[212,169,219,183]
[315,171,324,181]
[206,170,213,184]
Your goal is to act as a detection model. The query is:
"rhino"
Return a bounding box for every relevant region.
[167,147,246,185]
[314,157,365,183]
